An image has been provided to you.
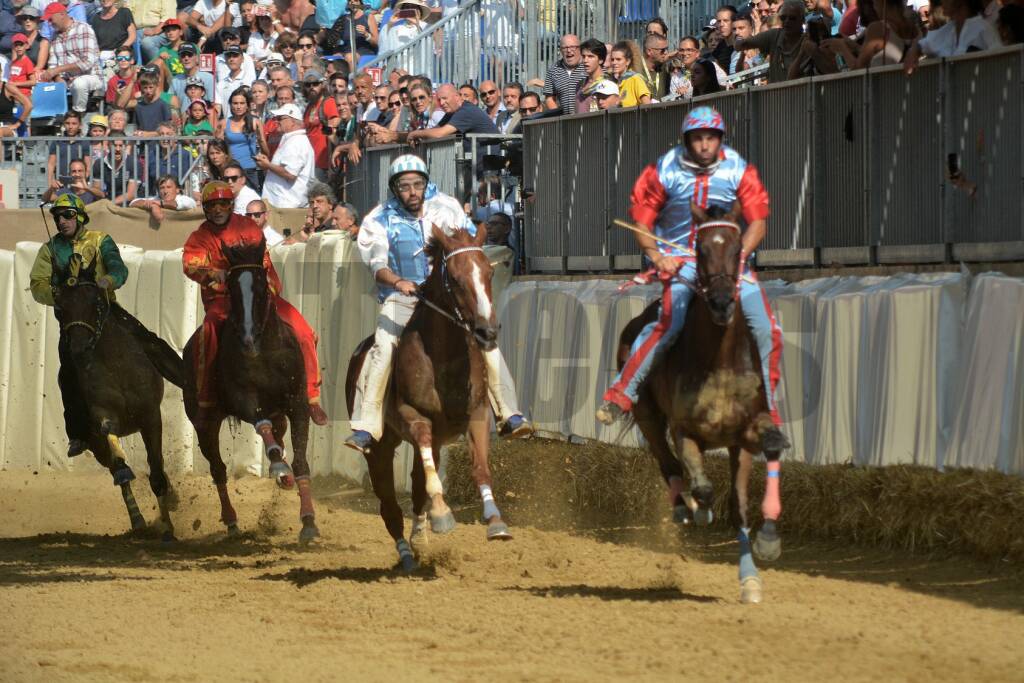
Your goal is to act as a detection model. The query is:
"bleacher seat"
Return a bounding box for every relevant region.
[30,82,69,120]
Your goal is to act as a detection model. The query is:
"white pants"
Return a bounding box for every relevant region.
[350,292,520,440]
[68,75,105,113]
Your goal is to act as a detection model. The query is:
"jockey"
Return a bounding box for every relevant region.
[345,154,533,453]
[182,181,329,425]
[29,194,159,457]
[596,106,785,444]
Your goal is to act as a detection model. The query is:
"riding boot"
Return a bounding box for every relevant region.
[109,303,184,387]
[349,341,395,441]
[57,334,91,456]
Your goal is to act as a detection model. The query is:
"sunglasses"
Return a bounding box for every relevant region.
[223,174,244,181]
[116,55,132,61]
[481,89,497,96]
[389,100,401,108]
[521,106,540,113]
[411,94,428,102]
[54,209,79,219]
[246,211,266,218]
[298,42,315,48]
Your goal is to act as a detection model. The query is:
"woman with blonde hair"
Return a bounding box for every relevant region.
[608,40,652,106]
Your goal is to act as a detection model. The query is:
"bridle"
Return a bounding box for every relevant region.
[690,219,744,302]
[227,262,273,339]
[60,279,111,353]
[414,245,494,346]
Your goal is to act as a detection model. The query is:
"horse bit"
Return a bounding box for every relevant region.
[61,279,111,353]
[412,246,493,347]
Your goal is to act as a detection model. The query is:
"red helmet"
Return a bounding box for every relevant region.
[201,180,234,203]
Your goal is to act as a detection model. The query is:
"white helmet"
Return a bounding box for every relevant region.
[388,154,429,188]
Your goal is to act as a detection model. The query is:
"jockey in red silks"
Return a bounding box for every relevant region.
[596,105,786,448]
[182,180,328,425]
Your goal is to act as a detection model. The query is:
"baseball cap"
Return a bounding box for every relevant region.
[220,27,240,39]
[15,6,40,18]
[702,18,718,31]
[189,98,209,110]
[593,80,620,97]
[224,45,243,56]
[178,42,198,55]
[302,69,324,83]
[162,18,183,30]
[12,33,28,44]
[270,103,303,120]
[42,2,67,21]
[185,75,207,89]
[264,52,285,64]
[89,114,109,129]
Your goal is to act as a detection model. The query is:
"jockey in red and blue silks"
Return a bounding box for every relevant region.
[596,105,783,427]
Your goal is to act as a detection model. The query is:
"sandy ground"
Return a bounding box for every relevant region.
[1,469,1023,682]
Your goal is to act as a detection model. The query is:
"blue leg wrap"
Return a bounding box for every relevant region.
[738,527,759,581]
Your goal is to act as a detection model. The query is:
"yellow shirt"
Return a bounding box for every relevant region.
[618,73,651,108]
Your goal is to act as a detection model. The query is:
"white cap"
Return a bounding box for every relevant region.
[594,80,620,97]
[270,103,303,120]
[265,52,285,64]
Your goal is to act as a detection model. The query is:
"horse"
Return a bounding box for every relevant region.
[617,203,790,604]
[53,257,185,541]
[182,238,319,543]
[346,225,510,572]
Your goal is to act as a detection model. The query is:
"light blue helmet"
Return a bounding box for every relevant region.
[681,105,726,136]
[389,154,429,188]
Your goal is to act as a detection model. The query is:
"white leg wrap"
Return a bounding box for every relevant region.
[421,447,443,497]
[484,347,520,421]
[479,483,500,520]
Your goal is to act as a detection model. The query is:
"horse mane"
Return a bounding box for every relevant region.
[424,228,476,270]
[222,237,267,268]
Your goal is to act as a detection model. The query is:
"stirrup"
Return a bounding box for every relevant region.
[67,438,89,458]
[595,401,625,426]
[344,430,374,453]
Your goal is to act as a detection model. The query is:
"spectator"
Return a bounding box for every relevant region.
[736,0,838,82]
[825,0,920,69]
[245,199,286,245]
[459,82,479,105]
[107,108,128,135]
[183,98,214,135]
[92,133,139,206]
[645,16,670,39]
[9,32,36,96]
[215,45,250,112]
[352,72,376,121]
[215,27,257,84]
[0,59,30,126]
[332,87,358,142]
[331,201,358,237]
[42,157,103,204]
[144,120,192,194]
[268,64,305,109]
[47,111,90,188]
[105,45,139,107]
[385,89,409,133]
[544,33,587,113]
[904,0,1001,72]
[217,85,269,190]
[576,38,611,113]
[999,4,1024,44]
[294,30,320,82]
[306,181,336,231]
[639,32,671,99]
[275,0,315,35]
[479,79,505,125]
[275,32,299,80]
[131,72,172,133]
[497,81,522,133]
[608,40,652,107]
[710,5,737,71]
[247,5,277,66]
[484,211,512,247]
[224,160,260,213]
[90,0,136,68]
[151,21,187,85]
[14,6,49,73]
[509,91,543,133]
[187,0,240,43]
[407,83,499,150]
[204,138,233,183]
[169,43,214,109]
[332,0,378,73]
[730,14,767,79]
[371,84,393,124]
[249,79,271,119]
[379,0,431,54]
[592,79,621,110]
[264,84,295,152]
[256,102,315,209]
[692,57,724,96]
[805,0,840,35]
[39,2,104,113]
[130,174,197,222]
[300,69,340,181]
[86,113,109,162]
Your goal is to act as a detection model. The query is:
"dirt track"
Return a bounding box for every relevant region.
[2,469,1023,682]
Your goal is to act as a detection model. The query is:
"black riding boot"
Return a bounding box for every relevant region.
[57,334,91,457]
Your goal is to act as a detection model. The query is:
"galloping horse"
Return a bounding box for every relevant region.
[618,203,789,603]
[54,258,184,540]
[182,239,319,543]
[346,225,510,572]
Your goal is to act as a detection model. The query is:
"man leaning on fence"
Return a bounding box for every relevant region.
[544,34,587,114]
[38,2,104,113]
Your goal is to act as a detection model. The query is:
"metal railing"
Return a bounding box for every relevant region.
[521,45,1024,273]
[365,0,713,89]
[1,135,214,208]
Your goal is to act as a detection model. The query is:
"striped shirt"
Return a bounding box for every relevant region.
[543,59,587,115]
[48,21,101,78]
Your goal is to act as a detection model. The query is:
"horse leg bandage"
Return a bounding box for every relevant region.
[420,447,443,497]
[479,484,500,521]
[296,476,315,519]
[255,420,282,458]
[762,460,781,521]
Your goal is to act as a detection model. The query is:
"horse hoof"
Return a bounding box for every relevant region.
[226,523,240,537]
[487,520,513,541]
[399,553,419,573]
[740,576,763,604]
[672,504,693,525]
[269,462,294,490]
[430,510,457,534]
[299,525,320,545]
[410,518,429,548]
[753,533,782,562]
[130,515,147,532]
[161,531,177,544]
[693,507,714,527]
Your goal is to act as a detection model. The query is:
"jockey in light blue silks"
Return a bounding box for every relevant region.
[346,154,533,452]
[596,106,787,450]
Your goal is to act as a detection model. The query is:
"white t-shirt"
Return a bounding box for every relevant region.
[262,128,314,209]
[216,53,258,85]
[918,15,1001,58]
[232,184,261,214]
[193,0,242,27]
[216,70,255,111]
[131,194,198,210]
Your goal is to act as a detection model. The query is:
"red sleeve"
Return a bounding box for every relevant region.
[839,5,860,37]
[629,164,668,229]
[182,232,215,284]
[105,76,118,104]
[737,164,770,223]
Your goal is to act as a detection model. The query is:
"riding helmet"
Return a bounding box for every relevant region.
[388,154,429,189]
[201,180,235,204]
[681,106,726,137]
[49,192,89,226]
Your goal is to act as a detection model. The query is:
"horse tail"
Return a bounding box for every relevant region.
[110,304,186,388]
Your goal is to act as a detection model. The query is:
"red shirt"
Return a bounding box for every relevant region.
[183,213,282,306]
[105,73,142,105]
[303,96,339,170]
[8,56,34,97]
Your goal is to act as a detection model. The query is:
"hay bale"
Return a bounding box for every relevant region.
[445,438,1024,562]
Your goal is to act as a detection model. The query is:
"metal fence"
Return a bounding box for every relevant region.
[522,45,1024,273]
[365,0,715,89]
[0,135,212,209]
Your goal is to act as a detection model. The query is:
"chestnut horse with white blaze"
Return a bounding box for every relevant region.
[618,203,789,603]
[346,225,510,572]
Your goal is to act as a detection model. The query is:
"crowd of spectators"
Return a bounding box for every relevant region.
[1,0,1022,241]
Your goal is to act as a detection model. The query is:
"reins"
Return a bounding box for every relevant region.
[60,279,111,353]
[416,245,493,347]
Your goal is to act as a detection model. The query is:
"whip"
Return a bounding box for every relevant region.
[611,218,693,255]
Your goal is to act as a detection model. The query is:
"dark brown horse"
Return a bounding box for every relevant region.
[182,239,319,543]
[346,225,510,572]
[618,203,789,603]
[54,257,184,540]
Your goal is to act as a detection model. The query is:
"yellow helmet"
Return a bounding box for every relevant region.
[50,192,90,226]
